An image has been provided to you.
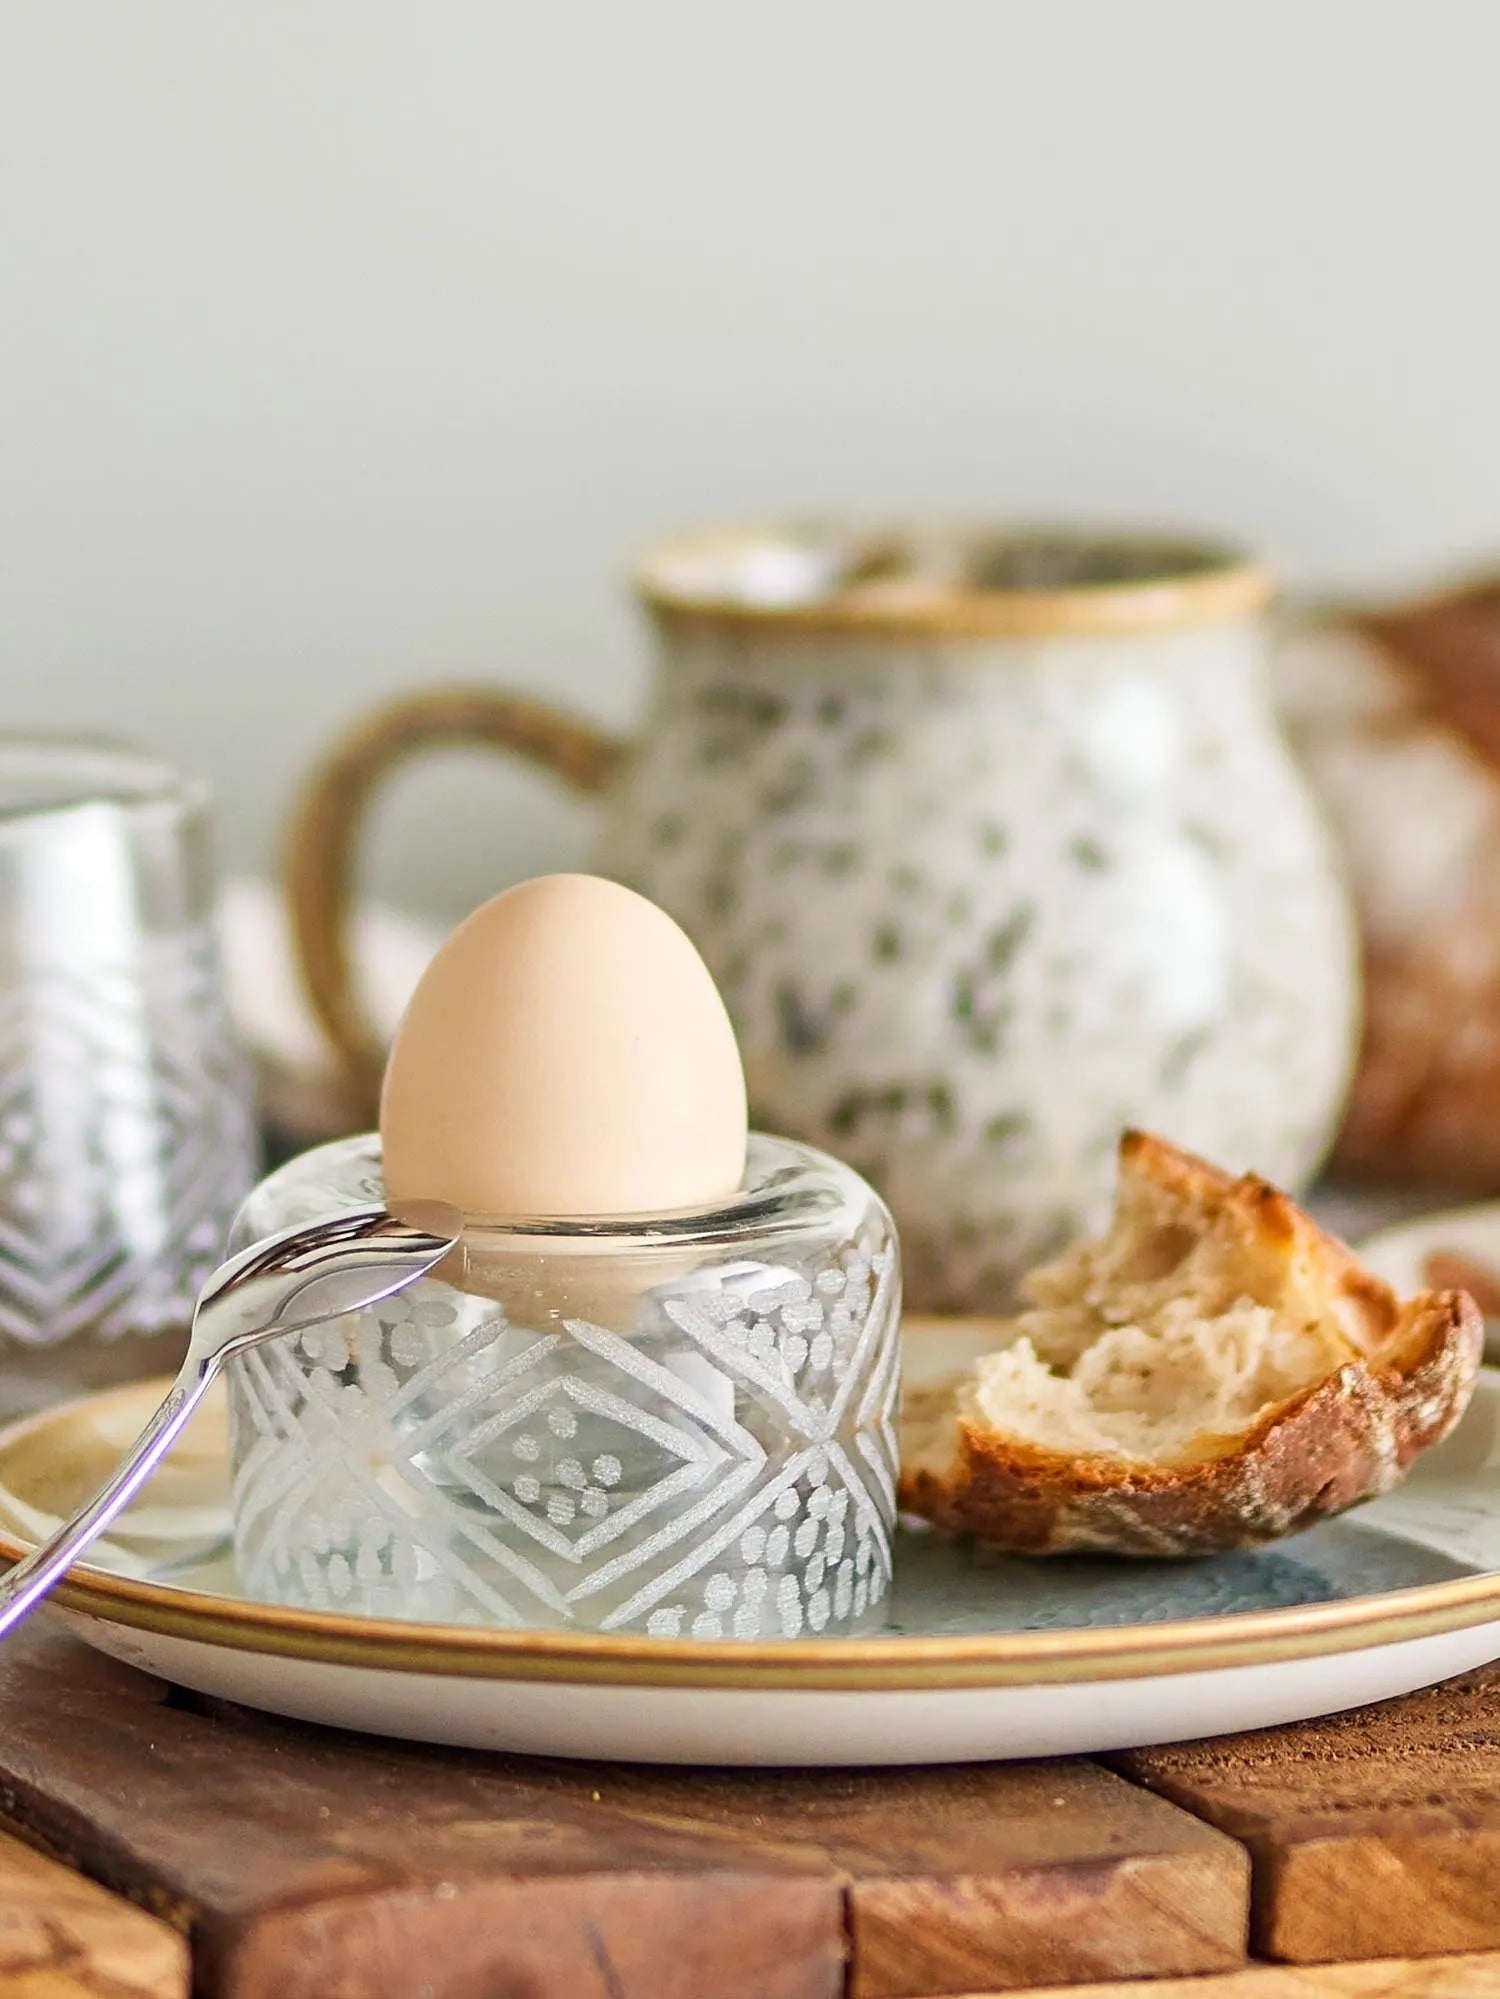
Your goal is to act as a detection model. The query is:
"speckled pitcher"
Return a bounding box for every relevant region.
[287,524,1359,1311]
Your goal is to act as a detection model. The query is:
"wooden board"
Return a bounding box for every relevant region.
[0,1822,187,1998]
[997,1951,1500,1997]
[1115,1661,1500,1964]
[568,1761,1248,1997]
[0,1621,1247,1999]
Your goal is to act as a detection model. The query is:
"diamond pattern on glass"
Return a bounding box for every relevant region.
[228,1224,898,1639]
[0,926,255,1348]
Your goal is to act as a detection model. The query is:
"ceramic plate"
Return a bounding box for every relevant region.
[1361,1201,1500,1362]
[6,1354,1500,1766]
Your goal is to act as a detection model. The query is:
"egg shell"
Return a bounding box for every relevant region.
[380,874,748,1218]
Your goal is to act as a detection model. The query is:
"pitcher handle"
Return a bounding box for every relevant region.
[283,686,626,1108]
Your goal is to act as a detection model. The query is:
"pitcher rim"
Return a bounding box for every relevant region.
[634,521,1273,640]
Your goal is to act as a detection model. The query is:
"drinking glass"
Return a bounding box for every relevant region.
[0,740,258,1415]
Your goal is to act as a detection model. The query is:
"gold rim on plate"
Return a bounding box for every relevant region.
[4,1376,1500,1690]
[8,1552,1500,1691]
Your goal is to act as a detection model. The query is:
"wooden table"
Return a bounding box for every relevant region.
[2,1620,1499,1997]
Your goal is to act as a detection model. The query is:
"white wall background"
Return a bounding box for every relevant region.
[2,0,1497,921]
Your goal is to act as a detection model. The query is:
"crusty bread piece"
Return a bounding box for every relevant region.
[899,1130,1483,1556]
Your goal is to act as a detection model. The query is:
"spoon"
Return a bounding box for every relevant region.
[0,1201,463,1640]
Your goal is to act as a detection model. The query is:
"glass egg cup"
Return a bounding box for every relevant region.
[225,1134,900,1639]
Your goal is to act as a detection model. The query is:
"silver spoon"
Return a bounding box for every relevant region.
[0,1201,463,1639]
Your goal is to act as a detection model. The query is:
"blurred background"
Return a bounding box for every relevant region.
[2,0,1498,922]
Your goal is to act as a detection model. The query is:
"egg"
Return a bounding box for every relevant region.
[380,874,748,1218]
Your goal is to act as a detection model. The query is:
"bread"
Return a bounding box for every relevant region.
[1274,576,1500,1187]
[899,1130,1482,1556]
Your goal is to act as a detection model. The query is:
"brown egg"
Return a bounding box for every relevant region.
[380,875,747,1218]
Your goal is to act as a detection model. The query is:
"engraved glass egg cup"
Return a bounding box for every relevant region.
[225,1135,900,1640]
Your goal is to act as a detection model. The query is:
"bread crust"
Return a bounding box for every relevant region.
[899,1131,1484,1557]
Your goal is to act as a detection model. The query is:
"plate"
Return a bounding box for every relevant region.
[1361,1200,1500,1362]
[5,1363,1500,1765]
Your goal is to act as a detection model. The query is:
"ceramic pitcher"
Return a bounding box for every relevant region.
[287,523,1358,1310]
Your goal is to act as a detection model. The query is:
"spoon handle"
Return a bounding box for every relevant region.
[0,1203,462,1642]
[0,1355,216,1640]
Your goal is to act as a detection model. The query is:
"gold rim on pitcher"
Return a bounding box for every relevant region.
[635,521,1274,640]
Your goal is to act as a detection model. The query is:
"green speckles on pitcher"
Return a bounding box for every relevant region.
[611,525,1358,1311]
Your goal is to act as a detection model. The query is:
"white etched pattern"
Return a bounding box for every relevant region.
[228,1229,899,1638]
[0,927,256,1348]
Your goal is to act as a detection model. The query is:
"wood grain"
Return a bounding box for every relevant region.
[1115,1661,1500,1964]
[991,1949,1500,1997]
[590,1761,1247,1996]
[0,1626,834,1999]
[0,1823,187,1998]
[0,1621,1248,1999]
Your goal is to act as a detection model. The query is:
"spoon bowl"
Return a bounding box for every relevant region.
[0,1201,463,1639]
